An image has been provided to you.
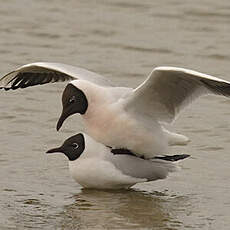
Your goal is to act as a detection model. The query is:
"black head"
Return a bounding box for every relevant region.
[46,133,85,161]
[56,83,88,131]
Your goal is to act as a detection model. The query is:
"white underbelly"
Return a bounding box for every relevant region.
[69,159,145,189]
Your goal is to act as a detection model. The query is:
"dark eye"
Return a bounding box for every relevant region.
[69,96,76,104]
[72,143,79,149]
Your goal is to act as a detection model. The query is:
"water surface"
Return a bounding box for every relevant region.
[1,0,230,229]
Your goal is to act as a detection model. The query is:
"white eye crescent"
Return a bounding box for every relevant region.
[69,96,76,103]
[72,143,79,149]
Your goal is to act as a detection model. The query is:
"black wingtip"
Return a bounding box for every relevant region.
[200,79,230,97]
[0,71,74,91]
[154,154,190,162]
[0,87,10,91]
[111,148,136,156]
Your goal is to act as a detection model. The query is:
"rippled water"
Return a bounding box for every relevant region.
[1,0,230,229]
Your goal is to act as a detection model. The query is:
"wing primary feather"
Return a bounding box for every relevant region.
[17,75,32,89]
[200,79,230,97]
[1,71,74,90]
[11,73,26,90]
[0,62,112,90]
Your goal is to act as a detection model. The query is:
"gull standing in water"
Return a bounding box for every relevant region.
[46,133,190,189]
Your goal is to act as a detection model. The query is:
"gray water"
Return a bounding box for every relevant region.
[0,0,230,229]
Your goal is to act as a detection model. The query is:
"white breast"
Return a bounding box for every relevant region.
[68,157,145,189]
[84,103,169,158]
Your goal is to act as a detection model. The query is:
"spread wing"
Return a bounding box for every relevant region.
[0,62,111,90]
[124,66,230,123]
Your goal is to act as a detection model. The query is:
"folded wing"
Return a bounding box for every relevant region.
[124,66,230,123]
[0,62,111,90]
[109,154,179,181]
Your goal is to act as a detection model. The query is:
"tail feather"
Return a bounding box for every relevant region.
[163,128,190,146]
[148,154,190,179]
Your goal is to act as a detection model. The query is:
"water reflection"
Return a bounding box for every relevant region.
[58,189,181,229]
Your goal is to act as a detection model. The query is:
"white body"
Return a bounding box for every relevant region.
[74,80,188,158]
[84,97,169,157]
[69,158,145,189]
[68,134,177,189]
[68,136,145,189]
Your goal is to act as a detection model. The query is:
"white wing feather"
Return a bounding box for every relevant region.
[124,66,230,123]
[0,62,111,90]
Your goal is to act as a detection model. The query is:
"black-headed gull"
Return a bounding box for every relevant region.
[1,62,230,158]
[46,133,189,189]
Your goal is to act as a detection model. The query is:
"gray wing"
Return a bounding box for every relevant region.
[0,62,112,90]
[123,66,230,123]
[108,154,178,181]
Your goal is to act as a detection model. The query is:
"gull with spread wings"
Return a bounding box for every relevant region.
[1,62,230,158]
